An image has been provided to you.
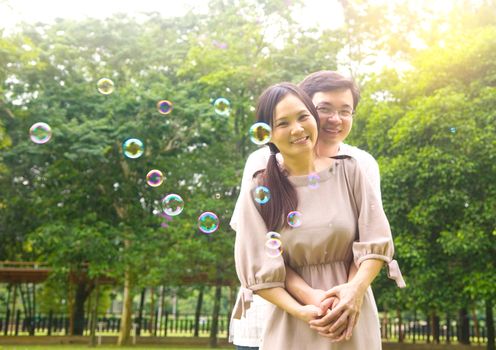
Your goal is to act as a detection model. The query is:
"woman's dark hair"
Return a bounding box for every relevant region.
[255,82,320,232]
[298,70,361,110]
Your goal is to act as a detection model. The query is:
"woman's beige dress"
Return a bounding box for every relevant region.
[233,157,405,350]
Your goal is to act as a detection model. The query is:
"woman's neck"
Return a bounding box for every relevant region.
[282,151,316,176]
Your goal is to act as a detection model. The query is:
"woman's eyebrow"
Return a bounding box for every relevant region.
[276,109,308,120]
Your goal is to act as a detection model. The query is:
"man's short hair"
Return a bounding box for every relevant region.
[299,71,361,110]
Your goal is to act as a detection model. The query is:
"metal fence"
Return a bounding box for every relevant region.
[0,310,229,337]
[0,310,489,345]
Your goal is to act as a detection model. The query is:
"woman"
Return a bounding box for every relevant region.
[232,83,404,349]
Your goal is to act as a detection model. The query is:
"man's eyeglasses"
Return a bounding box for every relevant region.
[316,106,354,119]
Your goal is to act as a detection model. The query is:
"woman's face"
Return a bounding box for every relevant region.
[271,93,318,159]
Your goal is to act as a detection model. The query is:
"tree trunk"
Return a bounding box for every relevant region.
[397,308,403,343]
[89,280,100,347]
[227,286,235,341]
[157,285,165,336]
[5,284,12,335]
[10,283,18,335]
[209,285,222,348]
[194,285,204,337]
[427,314,431,343]
[31,283,36,336]
[67,281,74,335]
[149,288,155,334]
[458,307,470,344]
[136,288,146,336]
[72,281,91,336]
[412,309,417,344]
[382,306,389,340]
[446,313,451,344]
[117,268,134,346]
[472,308,480,344]
[431,312,440,344]
[486,299,495,350]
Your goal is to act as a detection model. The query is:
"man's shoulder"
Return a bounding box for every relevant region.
[242,147,271,184]
[340,143,378,167]
[247,146,270,161]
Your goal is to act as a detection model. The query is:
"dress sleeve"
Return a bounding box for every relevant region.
[347,159,406,288]
[232,179,286,319]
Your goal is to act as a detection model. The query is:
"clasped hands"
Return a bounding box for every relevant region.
[296,282,365,342]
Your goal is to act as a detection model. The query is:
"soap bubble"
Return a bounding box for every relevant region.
[213,97,230,116]
[146,170,164,187]
[254,186,270,205]
[123,138,144,159]
[265,238,282,250]
[29,122,52,144]
[308,173,320,189]
[249,122,271,145]
[157,100,173,115]
[287,211,302,228]
[161,194,184,216]
[198,211,220,234]
[266,231,281,240]
[265,245,283,258]
[97,78,114,95]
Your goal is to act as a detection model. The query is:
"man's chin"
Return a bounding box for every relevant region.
[320,135,343,145]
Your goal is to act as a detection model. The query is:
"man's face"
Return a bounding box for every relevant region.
[312,88,354,148]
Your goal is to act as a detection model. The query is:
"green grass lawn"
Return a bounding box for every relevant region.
[0,347,234,350]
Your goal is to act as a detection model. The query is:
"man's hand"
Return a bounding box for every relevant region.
[309,282,365,341]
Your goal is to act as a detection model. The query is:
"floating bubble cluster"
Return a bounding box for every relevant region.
[161,194,184,216]
[198,211,220,234]
[264,231,283,258]
[157,100,173,115]
[146,170,164,187]
[97,78,114,95]
[213,97,230,116]
[249,122,271,145]
[29,122,52,144]
[123,138,144,159]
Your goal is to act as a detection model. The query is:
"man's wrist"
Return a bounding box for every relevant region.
[349,278,369,295]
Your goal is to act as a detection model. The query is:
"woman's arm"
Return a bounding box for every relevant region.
[285,262,358,316]
[285,266,327,308]
[256,287,322,323]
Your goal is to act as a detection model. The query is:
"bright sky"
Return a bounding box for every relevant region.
[0,0,344,32]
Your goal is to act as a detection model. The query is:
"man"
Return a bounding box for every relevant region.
[230,71,382,349]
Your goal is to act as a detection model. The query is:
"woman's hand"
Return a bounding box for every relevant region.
[309,282,366,341]
[295,304,324,323]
